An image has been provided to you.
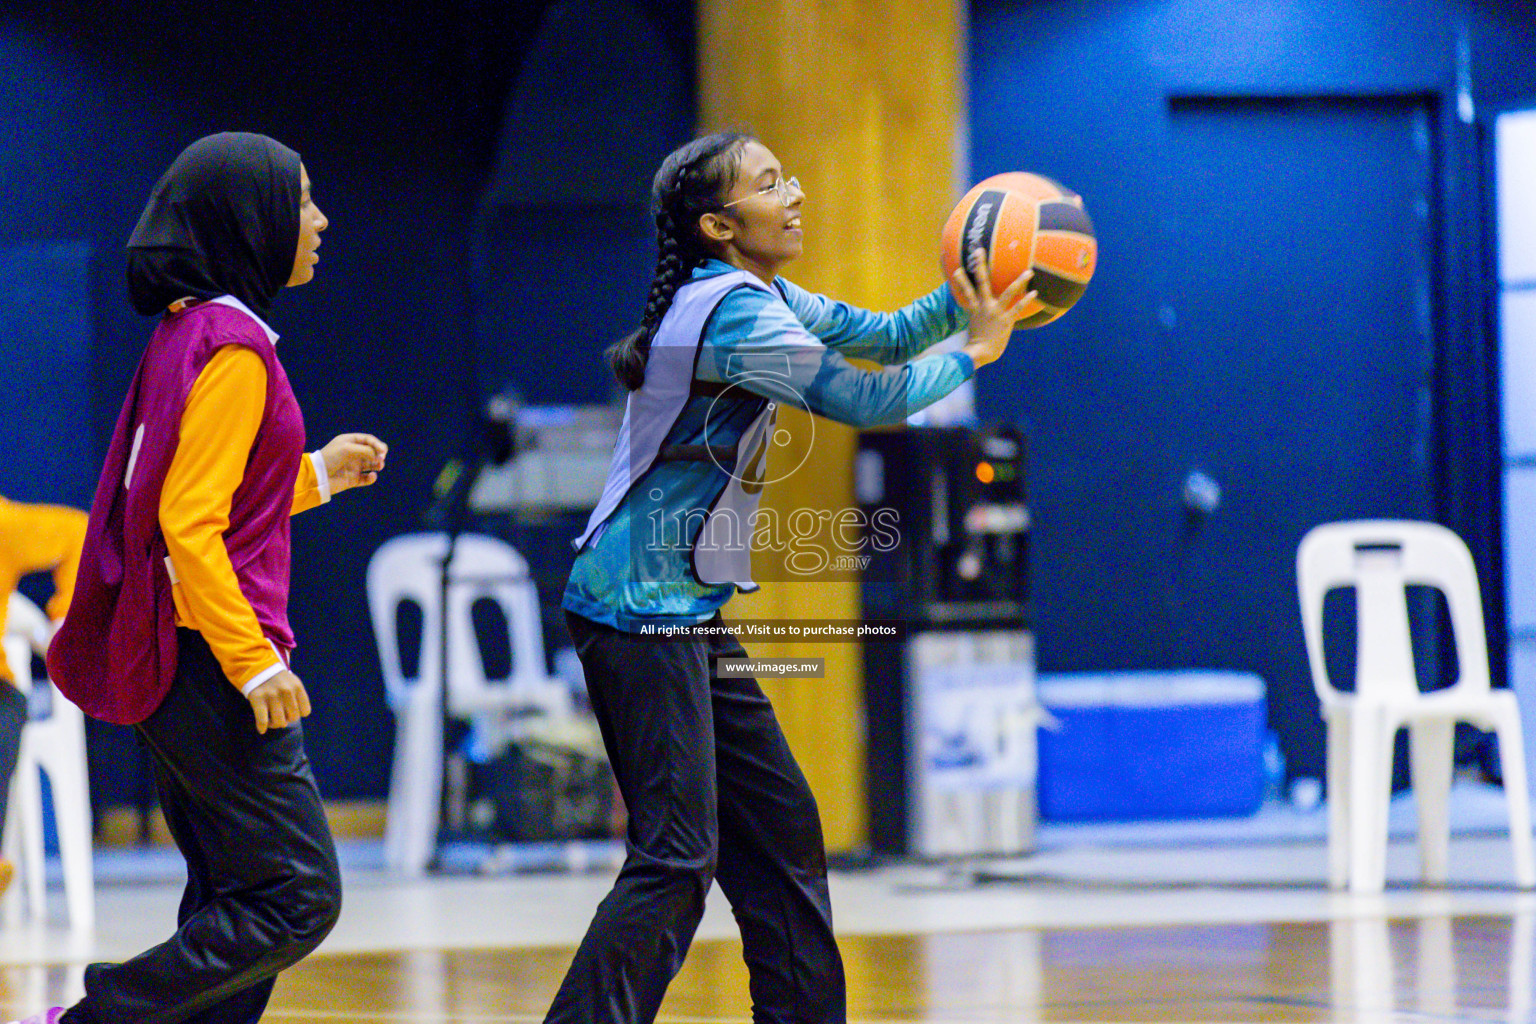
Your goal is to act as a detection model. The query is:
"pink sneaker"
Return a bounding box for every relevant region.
[5,1009,64,1024]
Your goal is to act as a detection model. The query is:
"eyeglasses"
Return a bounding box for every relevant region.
[723,176,801,208]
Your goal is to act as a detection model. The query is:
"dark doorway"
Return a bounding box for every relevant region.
[1157,95,1437,783]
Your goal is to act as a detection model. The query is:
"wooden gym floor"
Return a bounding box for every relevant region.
[5,783,1536,1023]
[252,916,1535,1023]
[7,915,1533,1023]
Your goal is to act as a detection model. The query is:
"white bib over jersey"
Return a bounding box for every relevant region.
[574,269,778,592]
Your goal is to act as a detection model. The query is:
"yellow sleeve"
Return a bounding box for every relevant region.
[159,346,284,691]
[292,449,326,515]
[0,497,89,682]
[41,507,88,621]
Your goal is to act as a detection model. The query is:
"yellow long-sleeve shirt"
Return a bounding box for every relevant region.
[160,344,330,693]
[0,496,88,683]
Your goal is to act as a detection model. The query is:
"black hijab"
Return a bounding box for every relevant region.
[126,132,302,320]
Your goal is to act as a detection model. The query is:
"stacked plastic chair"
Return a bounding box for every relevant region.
[366,532,571,875]
[1,591,94,932]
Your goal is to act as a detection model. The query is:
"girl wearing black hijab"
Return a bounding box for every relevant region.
[14,132,387,1024]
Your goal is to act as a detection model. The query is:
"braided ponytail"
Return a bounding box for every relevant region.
[607,131,754,390]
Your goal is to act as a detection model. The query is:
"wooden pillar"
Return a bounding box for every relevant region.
[697,0,965,851]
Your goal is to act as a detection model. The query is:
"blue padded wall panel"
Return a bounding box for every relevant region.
[0,241,94,508]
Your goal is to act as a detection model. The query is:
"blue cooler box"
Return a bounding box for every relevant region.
[1036,671,1266,820]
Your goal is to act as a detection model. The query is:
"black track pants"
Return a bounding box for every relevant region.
[544,613,846,1024]
[0,681,26,838]
[63,629,341,1024]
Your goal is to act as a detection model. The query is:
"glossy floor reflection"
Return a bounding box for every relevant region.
[5,785,1536,1021]
[275,914,1536,1023]
[7,916,1536,1023]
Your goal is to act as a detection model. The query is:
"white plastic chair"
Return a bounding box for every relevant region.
[366,532,570,874]
[442,534,569,722]
[1297,519,1535,893]
[2,591,95,932]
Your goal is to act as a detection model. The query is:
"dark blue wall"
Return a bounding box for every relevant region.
[8,0,1535,806]
[0,242,92,506]
[971,0,1536,782]
[0,0,692,806]
[472,0,694,406]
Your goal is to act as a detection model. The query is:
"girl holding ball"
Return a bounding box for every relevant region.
[550,131,1033,1023]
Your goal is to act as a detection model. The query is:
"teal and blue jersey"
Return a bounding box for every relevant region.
[563,258,973,632]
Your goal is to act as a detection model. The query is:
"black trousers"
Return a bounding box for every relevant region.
[63,629,341,1024]
[546,613,846,1024]
[0,680,26,837]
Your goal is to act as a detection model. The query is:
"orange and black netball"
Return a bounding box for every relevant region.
[940,171,1098,329]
